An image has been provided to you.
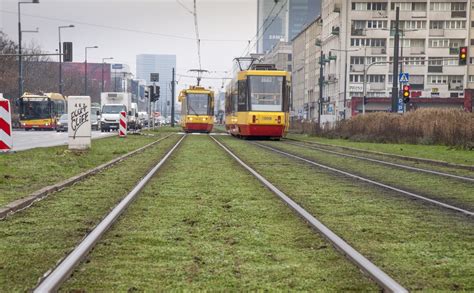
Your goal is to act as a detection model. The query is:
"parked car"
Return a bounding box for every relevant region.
[91,110,100,130]
[56,114,68,132]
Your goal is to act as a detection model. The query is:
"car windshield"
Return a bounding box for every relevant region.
[248,75,283,111]
[187,93,209,115]
[59,114,68,122]
[20,99,51,120]
[102,105,125,114]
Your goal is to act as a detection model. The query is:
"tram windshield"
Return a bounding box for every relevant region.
[20,99,51,120]
[187,93,210,115]
[248,76,283,111]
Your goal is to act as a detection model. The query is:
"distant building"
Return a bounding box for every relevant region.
[110,63,132,93]
[257,0,320,54]
[262,41,292,72]
[136,54,177,117]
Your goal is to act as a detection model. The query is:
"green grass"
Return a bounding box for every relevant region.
[62,136,376,291]
[261,141,474,210]
[0,136,180,292]
[0,134,165,207]
[143,125,182,134]
[218,136,474,291]
[287,134,474,165]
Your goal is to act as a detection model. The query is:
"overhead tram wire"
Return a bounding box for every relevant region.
[0,9,247,43]
[175,0,194,15]
[193,0,202,71]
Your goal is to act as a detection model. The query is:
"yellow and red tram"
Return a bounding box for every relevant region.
[178,86,214,133]
[225,63,290,138]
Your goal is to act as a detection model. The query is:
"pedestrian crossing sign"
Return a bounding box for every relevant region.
[399,73,410,83]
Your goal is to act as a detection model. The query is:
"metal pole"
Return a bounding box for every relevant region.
[152,82,156,130]
[58,27,62,94]
[362,47,367,115]
[391,7,400,112]
[101,61,105,93]
[343,54,348,120]
[171,67,175,127]
[318,50,324,128]
[84,48,88,95]
[18,2,22,98]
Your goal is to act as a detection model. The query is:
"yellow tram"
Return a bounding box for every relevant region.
[225,60,290,138]
[19,92,67,130]
[178,86,214,133]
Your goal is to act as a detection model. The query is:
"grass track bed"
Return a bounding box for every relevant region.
[0,135,180,291]
[260,141,474,211]
[218,136,474,291]
[287,134,474,166]
[62,135,376,291]
[0,134,165,207]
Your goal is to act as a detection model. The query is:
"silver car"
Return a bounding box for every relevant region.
[56,114,68,132]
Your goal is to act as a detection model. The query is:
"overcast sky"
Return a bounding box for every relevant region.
[0,0,257,91]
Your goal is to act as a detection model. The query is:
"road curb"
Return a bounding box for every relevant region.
[0,134,174,220]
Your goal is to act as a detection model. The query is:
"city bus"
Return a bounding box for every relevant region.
[19,92,67,130]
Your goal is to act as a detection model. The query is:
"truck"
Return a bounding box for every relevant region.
[100,92,136,132]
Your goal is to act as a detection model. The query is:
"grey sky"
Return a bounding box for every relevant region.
[0,0,257,91]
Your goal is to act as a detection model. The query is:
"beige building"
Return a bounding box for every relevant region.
[291,17,322,120]
[262,41,293,72]
[320,0,470,121]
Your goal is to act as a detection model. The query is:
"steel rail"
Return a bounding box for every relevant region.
[285,138,474,171]
[34,135,186,292]
[211,136,407,293]
[282,141,474,182]
[254,142,474,217]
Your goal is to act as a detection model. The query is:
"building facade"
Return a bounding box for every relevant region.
[257,0,321,54]
[291,18,322,121]
[136,54,177,118]
[262,41,293,71]
[319,0,470,121]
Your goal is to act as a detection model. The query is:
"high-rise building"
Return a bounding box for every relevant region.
[319,0,470,122]
[136,54,177,118]
[257,0,320,54]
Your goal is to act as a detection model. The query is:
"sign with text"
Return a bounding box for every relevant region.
[68,96,91,150]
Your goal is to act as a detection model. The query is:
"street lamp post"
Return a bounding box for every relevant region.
[101,57,113,92]
[58,25,74,94]
[84,46,98,95]
[18,0,40,98]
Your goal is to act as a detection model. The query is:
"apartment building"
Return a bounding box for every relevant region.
[320,0,470,120]
[262,41,293,72]
[291,17,322,121]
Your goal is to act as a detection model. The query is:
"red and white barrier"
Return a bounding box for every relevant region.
[119,111,127,137]
[0,97,13,152]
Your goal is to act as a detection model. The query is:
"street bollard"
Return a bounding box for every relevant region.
[119,111,127,137]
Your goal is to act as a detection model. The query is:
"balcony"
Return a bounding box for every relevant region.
[409,47,425,55]
[372,10,388,18]
[351,28,366,36]
[449,84,464,91]
[429,29,444,37]
[428,65,443,73]
[411,11,427,18]
[371,47,387,55]
[451,11,467,18]
[370,83,385,90]
[450,48,460,55]
[333,1,341,13]
[350,64,364,72]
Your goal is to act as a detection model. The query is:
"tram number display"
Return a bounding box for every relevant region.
[261,77,274,83]
[262,116,272,121]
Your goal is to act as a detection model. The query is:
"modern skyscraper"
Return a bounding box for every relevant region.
[136,54,177,118]
[257,0,320,54]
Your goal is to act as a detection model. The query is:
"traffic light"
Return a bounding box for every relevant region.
[152,86,160,102]
[63,42,73,62]
[459,47,467,65]
[144,89,149,99]
[402,85,411,103]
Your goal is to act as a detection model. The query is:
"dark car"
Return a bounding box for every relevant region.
[56,114,68,132]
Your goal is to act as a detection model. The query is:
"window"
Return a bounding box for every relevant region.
[430,2,450,11]
[452,3,466,11]
[430,21,444,29]
[367,20,387,29]
[248,75,283,112]
[429,39,449,48]
[469,75,474,83]
[445,21,466,29]
[428,75,448,84]
[350,56,365,65]
[412,2,427,11]
[391,2,412,11]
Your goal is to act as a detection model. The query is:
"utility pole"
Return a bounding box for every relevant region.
[318,50,324,128]
[171,67,175,127]
[391,7,400,112]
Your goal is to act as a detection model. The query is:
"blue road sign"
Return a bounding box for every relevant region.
[397,98,404,113]
[399,73,410,83]
[112,64,123,70]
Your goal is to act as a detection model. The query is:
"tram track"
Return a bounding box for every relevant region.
[210,136,407,292]
[0,134,176,220]
[285,137,474,171]
[252,141,474,217]
[281,140,473,182]
[33,135,186,292]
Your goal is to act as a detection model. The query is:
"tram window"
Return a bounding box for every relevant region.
[238,80,248,111]
[187,94,210,115]
[248,76,284,111]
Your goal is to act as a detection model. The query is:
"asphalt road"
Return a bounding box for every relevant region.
[11,130,115,151]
